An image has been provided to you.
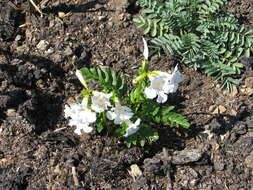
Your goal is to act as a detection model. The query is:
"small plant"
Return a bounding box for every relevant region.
[134,0,253,92]
[64,38,189,147]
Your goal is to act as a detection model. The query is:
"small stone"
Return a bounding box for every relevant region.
[97,16,106,21]
[212,107,219,114]
[231,86,238,96]
[45,48,54,54]
[218,105,226,114]
[245,77,253,88]
[209,105,216,112]
[58,12,66,17]
[15,35,22,41]
[143,158,162,173]
[189,179,198,187]
[245,88,253,96]
[53,164,61,174]
[214,160,225,171]
[64,46,73,56]
[108,21,114,27]
[6,109,16,117]
[128,164,142,179]
[172,149,203,164]
[36,40,49,51]
[0,95,10,108]
[229,184,240,190]
[245,151,253,168]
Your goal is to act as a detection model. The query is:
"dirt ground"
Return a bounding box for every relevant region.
[0,0,253,189]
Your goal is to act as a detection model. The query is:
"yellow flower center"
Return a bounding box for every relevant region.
[98,98,105,103]
[155,82,162,88]
[117,108,123,112]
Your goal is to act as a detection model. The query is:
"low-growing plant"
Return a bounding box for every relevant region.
[134,0,253,92]
[64,39,189,147]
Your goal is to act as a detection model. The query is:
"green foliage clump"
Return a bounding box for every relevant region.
[78,63,189,147]
[134,0,253,91]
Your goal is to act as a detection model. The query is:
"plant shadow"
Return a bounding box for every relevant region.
[42,0,112,14]
[0,53,67,134]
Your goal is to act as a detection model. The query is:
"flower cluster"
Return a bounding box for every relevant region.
[64,99,96,134]
[65,71,142,136]
[144,65,183,103]
[106,103,141,137]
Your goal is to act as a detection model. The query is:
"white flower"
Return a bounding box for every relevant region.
[64,99,96,135]
[142,37,149,60]
[144,71,171,103]
[144,66,183,103]
[75,70,88,89]
[165,65,183,93]
[91,91,112,113]
[123,119,141,137]
[170,65,183,85]
[76,70,85,84]
[106,105,134,124]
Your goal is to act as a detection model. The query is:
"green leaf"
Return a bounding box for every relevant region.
[151,20,158,37]
[219,48,226,54]
[100,67,110,83]
[161,106,175,116]
[244,48,251,57]
[154,115,161,123]
[97,120,104,133]
[144,19,151,34]
[97,67,103,81]
[245,38,252,48]
[143,9,154,14]
[224,51,232,58]
[140,139,146,147]
[220,77,228,89]
[111,69,117,86]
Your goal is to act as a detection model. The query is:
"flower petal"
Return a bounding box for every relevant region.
[75,70,85,84]
[157,91,168,103]
[144,87,157,99]
[74,124,93,134]
[114,116,123,125]
[124,119,141,137]
[106,111,116,120]
[142,37,149,60]
[86,111,97,123]
[171,65,183,84]
[82,125,93,133]
[74,126,82,135]
[91,104,104,113]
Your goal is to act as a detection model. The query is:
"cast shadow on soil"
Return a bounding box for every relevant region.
[17,54,65,134]
[1,54,65,134]
[43,0,111,14]
[186,104,251,137]
[142,94,193,157]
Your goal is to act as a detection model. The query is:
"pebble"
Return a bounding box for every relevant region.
[45,48,54,54]
[231,86,238,96]
[214,160,225,171]
[245,77,253,88]
[15,34,22,41]
[172,149,203,164]
[6,109,16,117]
[64,46,73,56]
[245,151,253,168]
[97,16,106,21]
[36,40,49,51]
[218,105,226,114]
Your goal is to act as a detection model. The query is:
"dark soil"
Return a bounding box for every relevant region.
[0,0,253,189]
